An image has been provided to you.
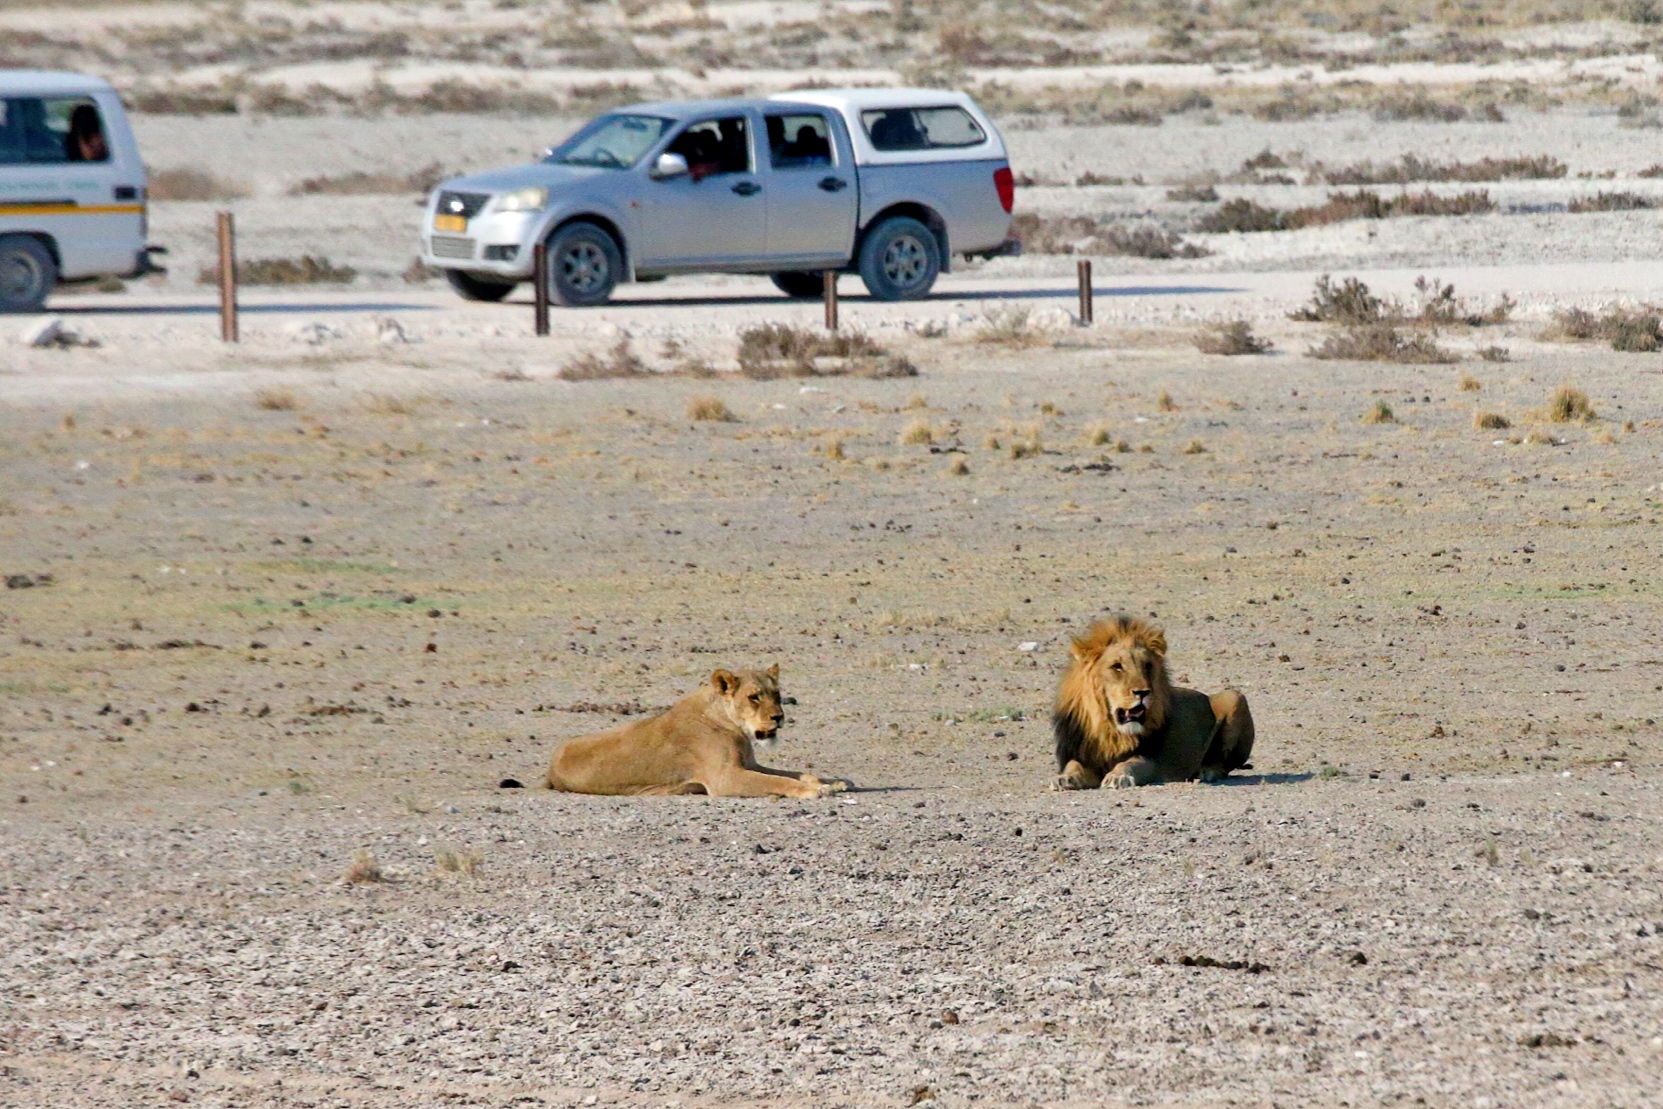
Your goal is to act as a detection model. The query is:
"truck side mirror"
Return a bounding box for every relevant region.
[650,152,689,180]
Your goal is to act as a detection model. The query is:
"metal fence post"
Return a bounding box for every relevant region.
[1076,258,1093,326]
[216,211,238,343]
[823,270,838,331]
[532,242,550,337]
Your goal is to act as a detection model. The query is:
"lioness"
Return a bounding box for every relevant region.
[1052,616,1254,790]
[544,665,849,798]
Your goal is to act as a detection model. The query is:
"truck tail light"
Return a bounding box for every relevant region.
[993,166,1014,213]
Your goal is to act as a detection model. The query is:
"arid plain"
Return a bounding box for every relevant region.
[6,2,1663,1107]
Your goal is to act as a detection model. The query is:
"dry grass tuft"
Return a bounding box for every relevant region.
[975,305,1043,347]
[1290,275,1384,324]
[1114,438,1133,453]
[147,167,249,201]
[1459,375,1482,391]
[1199,190,1493,235]
[1523,426,1560,446]
[559,340,648,381]
[198,256,356,286]
[1547,385,1596,423]
[1476,345,1511,362]
[824,437,846,461]
[1567,191,1657,213]
[736,324,907,378]
[360,394,421,415]
[1182,438,1208,454]
[434,846,481,877]
[255,388,300,411]
[688,395,737,422]
[1157,391,1178,411]
[903,392,929,410]
[1194,320,1272,355]
[1473,411,1511,430]
[1007,426,1044,459]
[1362,400,1398,425]
[288,163,447,196]
[947,457,971,476]
[1084,423,1112,445]
[344,849,383,884]
[901,419,935,445]
[1314,153,1565,186]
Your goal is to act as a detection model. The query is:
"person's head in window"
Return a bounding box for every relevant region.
[67,104,108,163]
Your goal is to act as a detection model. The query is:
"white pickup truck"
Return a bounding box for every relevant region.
[420,87,1016,306]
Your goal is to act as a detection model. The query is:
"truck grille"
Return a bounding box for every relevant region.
[430,236,476,260]
[436,190,490,219]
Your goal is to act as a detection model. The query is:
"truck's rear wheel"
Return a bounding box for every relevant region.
[771,271,825,299]
[0,235,56,314]
[445,269,516,302]
[546,222,621,307]
[857,217,939,301]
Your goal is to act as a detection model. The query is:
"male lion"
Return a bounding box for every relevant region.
[1052,616,1254,790]
[544,665,849,798]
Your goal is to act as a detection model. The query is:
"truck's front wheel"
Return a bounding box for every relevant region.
[0,235,57,314]
[546,222,621,307]
[445,269,516,302]
[857,217,939,301]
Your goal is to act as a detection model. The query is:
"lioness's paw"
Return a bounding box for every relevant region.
[1103,773,1137,790]
[810,781,846,799]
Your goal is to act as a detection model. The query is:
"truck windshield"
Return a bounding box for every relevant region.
[544,114,672,169]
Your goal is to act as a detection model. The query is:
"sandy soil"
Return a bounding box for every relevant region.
[3,264,1663,1106]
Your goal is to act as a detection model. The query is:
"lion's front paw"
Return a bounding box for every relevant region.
[1052,773,1091,791]
[1102,772,1137,790]
[1198,767,1225,784]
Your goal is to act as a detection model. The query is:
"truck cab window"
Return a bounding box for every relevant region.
[664,117,749,181]
[0,97,108,165]
[766,114,833,169]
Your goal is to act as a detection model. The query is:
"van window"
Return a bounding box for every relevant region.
[0,97,109,165]
[861,106,986,152]
[663,117,750,180]
[765,113,833,169]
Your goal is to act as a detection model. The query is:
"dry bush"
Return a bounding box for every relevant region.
[903,392,929,410]
[1473,411,1511,429]
[1310,324,1458,364]
[688,395,737,422]
[255,389,299,411]
[344,850,383,884]
[1166,182,1219,202]
[1459,375,1482,391]
[434,846,481,877]
[1182,438,1207,454]
[1157,390,1178,411]
[1196,198,1285,233]
[1290,275,1383,324]
[289,163,448,197]
[1544,305,1663,350]
[1007,426,1043,459]
[360,394,422,415]
[148,167,249,201]
[1291,274,1506,329]
[197,256,356,285]
[736,324,908,378]
[1547,386,1596,423]
[1084,423,1111,445]
[1200,190,1493,234]
[947,457,970,475]
[900,419,935,445]
[1076,170,1128,185]
[1362,400,1397,425]
[1194,320,1272,354]
[559,340,648,381]
[1009,214,1208,258]
[1477,345,1511,362]
[1372,91,1492,122]
[823,436,846,461]
[1523,426,1560,446]
[976,305,1042,347]
[1113,438,1133,453]
[1567,191,1657,213]
[1315,153,1565,185]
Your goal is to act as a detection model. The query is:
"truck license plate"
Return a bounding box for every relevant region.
[433,214,467,233]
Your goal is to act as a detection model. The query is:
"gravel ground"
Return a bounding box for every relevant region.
[3,312,1662,1106]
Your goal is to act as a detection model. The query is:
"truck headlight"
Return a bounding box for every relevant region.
[494,187,548,213]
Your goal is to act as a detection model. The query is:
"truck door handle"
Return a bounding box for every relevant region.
[731,181,761,196]
[819,176,848,192]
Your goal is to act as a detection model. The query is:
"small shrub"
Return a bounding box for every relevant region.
[1113,438,1132,453]
[1182,438,1207,454]
[1166,182,1219,202]
[1084,423,1111,445]
[288,163,447,196]
[255,389,299,411]
[1311,324,1457,364]
[1316,153,1565,186]
[1362,400,1397,425]
[1093,225,1210,259]
[1194,320,1271,355]
[1008,426,1043,459]
[1157,390,1177,411]
[947,457,970,475]
[736,323,896,377]
[688,395,737,422]
[1371,91,1472,122]
[559,340,648,381]
[344,850,383,884]
[1196,198,1285,234]
[1545,305,1663,350]
[1473,411,1511,430]
[1459,375,1482,391]
[900,419,934,445]
[1567,191,1656,213]
[823,436,846,461]
[1477,345,1511,362]
[148,167,249,201]
[1547,386,1596,423]
[197,256,357,285]
[1290,275,1383,324]
[976,305,1040,347]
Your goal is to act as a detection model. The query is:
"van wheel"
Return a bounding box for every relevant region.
[546,222,621,307]
[0,235,57,314]
[858,217,939,301]
[445,270,516,302]
[771,271,825,299]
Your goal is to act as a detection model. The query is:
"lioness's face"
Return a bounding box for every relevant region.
[1089,638,1160,737]
[711,665,785,743]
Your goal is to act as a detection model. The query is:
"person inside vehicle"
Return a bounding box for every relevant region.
[65,104,108,162]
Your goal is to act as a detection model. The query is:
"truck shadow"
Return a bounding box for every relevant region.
[47,302,437,316]
[600,283,1244,308]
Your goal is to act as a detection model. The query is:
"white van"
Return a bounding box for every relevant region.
[0,70,153,313]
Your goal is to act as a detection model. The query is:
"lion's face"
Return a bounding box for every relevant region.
[1068,618,1169,738]
[711,665,784,743]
